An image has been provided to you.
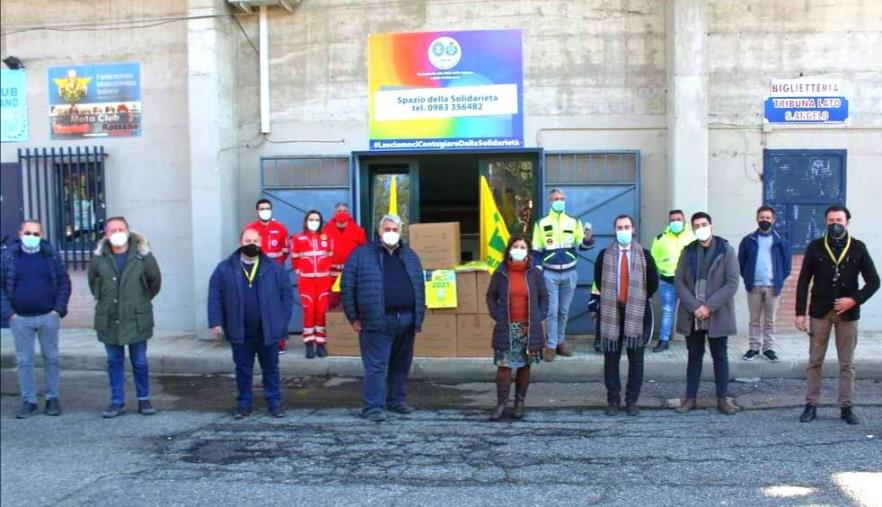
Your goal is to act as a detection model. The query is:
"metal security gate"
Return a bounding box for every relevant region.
[543,151,640,334]
[260,156,353,333]
[17,146,107,269]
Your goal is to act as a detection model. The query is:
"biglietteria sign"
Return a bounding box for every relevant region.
[764,79,848,124]
[368,29,524,150]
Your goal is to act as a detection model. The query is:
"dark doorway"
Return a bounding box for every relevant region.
[1,162,24,247]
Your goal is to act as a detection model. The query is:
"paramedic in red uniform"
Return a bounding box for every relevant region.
[291,210,335,359]
[323,202,367,309]
[245,198,291,353]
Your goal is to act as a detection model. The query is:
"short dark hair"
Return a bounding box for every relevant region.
[756,205,775,217]
[613,214,634,228]
[105,216,129,229]
[255,198,272,209]
[503,234,532,263]
[691,211,712,225]
[303,210,324,232]
[668,209,685,219]
[825,205,851,220]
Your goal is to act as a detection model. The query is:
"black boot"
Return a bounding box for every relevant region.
[841,406,859,425]
[513,367,530,420]
[316,343,328,358]
[305,342,316,359]
[490,382,510,421]
[799,404,817,423]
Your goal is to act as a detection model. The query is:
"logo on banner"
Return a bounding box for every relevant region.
[428,36,461,70]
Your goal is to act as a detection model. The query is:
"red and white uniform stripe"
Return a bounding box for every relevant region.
[291,231,334,344]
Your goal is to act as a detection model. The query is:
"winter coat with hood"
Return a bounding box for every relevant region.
[88,231,161,346]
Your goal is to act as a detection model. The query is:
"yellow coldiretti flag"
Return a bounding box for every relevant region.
[388,175,398,216]
[479,175,510,273]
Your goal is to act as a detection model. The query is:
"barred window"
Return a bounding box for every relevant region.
[261,157,349,188]
[545,152,637,185]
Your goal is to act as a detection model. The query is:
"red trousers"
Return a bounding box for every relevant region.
[299,276,333,344]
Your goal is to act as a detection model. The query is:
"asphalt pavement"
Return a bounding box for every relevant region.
[2,370,881,507]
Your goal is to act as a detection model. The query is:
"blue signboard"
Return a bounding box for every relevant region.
[47,62,142,139]
[1,69,29,143]
[764,96,849,124]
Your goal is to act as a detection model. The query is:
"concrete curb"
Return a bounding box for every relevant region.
[3,329,881,381]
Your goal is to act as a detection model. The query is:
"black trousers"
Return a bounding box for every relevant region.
[604,307,645,404]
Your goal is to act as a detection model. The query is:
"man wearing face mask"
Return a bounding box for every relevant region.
[322,202,367,309]
[88,216,162,418]
[531,188,594,361]
[796,205,878,425]
[650,209,694,352]
[208,227,293,418]
[291,210,335,359]
[738,206,791,362]
[246,199,291,354]
[341,214,426,422]
[593,215,658,416]
[674,212,740,416]
[1,220,71,418]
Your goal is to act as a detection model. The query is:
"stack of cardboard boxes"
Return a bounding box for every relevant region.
[325,221,493,358]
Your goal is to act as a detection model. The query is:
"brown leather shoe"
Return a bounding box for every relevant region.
[626,403,639,416]
[605,403,618,416]
[543,347,556,362]
[675,398,696,414]
[717,398,738,415]
[556,342,573,357]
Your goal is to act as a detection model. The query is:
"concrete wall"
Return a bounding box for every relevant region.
[707,0,882,329]
[0,0,196,331]
[233,0,670,240]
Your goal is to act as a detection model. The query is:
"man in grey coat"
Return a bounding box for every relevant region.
[674,212,740,415]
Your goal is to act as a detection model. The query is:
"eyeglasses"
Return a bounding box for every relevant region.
[22,232,41,237]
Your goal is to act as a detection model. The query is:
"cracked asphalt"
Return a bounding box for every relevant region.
[2,370,881,506]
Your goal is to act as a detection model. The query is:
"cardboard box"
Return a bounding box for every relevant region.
[410,222,461,269]
[430,271,478,315]
[326,311,360,356]
[456,314,495,357]
[415,313,457,357]
[475,271,491,313]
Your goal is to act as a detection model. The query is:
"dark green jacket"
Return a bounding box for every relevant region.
[88,231,161,345]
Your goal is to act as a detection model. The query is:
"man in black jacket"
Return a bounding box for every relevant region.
[796,205,879,425]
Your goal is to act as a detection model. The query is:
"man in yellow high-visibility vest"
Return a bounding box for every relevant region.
[649,209,695,352]
[531,188,594,361]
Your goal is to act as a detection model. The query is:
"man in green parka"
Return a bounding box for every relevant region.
[88,216,161,418]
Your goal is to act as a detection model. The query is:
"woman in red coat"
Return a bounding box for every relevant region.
[291,210,335,358]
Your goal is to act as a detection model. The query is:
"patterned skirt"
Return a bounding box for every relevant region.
[493,321,542,368]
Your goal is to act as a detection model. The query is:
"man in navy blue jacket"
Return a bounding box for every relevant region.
[341,214,426,422]
[737,206,791,362]
[1,220,71,418]
[208,227,293,419]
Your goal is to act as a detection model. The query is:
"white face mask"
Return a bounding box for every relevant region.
[258,209,272,221]
[382,231,400,246]
[695,226,712,242]
[509,248,528,262]
[307,220,321,232]
[109,232,129,247]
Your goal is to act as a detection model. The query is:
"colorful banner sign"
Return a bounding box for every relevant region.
[369,29,523,150]
[424,269,458,309]
[48,62,142,139]
[764,79,848,124]
[1,69,29,143]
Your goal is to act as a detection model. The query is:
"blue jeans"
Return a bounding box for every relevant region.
[11,313,61,403]
[658,280,678,342]
[359,311,415,414]
[231,337,281,411]
[543,268,578,348]
[105,341,150,406]
[685,331,729,399]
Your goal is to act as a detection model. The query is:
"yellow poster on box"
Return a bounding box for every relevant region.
[424,269,458,309]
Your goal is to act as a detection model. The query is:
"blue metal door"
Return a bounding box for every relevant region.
[260,156,353,333]
[543,152,640,334]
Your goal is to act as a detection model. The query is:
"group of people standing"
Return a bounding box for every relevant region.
[1,192,877,426]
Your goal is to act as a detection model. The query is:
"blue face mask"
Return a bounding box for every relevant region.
[669,221,684,234]
[21,235,41,250]
[551,200,566,213]
[616,230,633,245]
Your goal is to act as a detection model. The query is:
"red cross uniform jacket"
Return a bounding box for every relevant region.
[290,231,334,278]
[246,219,290,266]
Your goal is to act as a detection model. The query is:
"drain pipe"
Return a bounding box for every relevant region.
[259,5,270,134]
